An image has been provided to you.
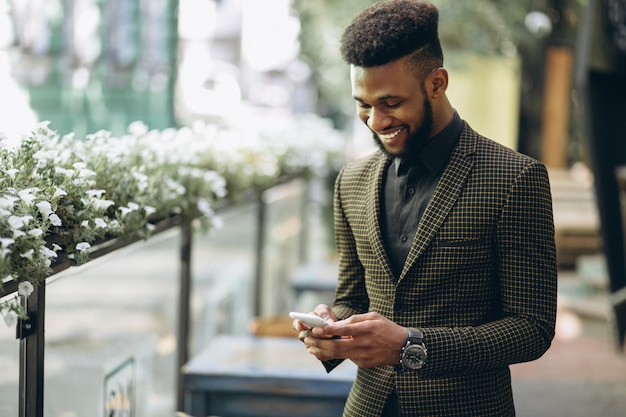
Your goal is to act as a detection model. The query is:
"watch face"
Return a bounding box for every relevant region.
[403,344,427,369]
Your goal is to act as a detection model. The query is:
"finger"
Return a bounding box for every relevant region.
[313,304,335,322]
[293,319,312,332]
[339,312,371,323]
[305,337,346,361]
[298,329,310,342]
[323,319,362,337]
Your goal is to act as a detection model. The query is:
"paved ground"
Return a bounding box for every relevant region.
[511,277,626,417]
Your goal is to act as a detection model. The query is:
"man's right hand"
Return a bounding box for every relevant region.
[293,304,337,341]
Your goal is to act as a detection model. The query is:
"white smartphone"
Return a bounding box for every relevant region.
[289,311,327,328]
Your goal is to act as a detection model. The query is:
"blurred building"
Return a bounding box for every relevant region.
[1,0,313,138]
[2,0,178,137]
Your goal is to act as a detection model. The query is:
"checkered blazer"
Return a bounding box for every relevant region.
[329,121,557,416]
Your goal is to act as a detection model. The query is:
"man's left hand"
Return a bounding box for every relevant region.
[303,312,408,368]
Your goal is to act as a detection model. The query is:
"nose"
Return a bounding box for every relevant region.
[366,108,390,132]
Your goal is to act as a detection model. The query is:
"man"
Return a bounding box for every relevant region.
[293,1,557,416]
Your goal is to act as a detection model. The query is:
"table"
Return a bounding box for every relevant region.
[182,335,356,417]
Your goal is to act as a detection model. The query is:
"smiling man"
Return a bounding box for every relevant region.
[351,58,438,158]
[293,1,558,416]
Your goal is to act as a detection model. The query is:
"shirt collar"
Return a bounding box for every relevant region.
[394,111,462,176]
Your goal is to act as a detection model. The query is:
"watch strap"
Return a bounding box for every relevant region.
[407,327,424,345]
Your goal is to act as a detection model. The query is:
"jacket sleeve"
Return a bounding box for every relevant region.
[331,166,370,320]
[322,167,370,373]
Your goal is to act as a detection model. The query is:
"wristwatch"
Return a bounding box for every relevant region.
[398,327,427,372]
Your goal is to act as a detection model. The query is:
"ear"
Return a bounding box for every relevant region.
[427,68,448,98]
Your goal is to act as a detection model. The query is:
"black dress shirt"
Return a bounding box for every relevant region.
[381,112,462,279]
[379,111,462,417]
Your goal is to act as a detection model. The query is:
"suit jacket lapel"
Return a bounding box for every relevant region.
[367,153,395,279]
[399,126,476,281]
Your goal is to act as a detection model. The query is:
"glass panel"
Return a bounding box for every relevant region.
[40,202,261,417]
[260,179,307,317]
[44,229,182,417]
[190,201,257,356]
[0,294,19,417]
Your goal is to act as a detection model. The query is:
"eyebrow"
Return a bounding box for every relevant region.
[353,94,400,103]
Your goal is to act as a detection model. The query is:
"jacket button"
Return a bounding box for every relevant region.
[395,304,405,313]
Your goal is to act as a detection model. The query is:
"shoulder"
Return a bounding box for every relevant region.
[461,121,546,175]
[337,150,388,185]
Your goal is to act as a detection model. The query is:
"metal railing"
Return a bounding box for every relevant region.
[1,176,312,416]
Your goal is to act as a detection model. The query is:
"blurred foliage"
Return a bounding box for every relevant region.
[291,0,586,129]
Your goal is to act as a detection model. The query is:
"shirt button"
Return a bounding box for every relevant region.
[408,188,415,195]
[401,235,408,242]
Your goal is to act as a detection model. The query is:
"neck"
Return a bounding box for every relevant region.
[430,95,455,138]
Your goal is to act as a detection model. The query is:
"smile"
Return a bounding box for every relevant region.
[379,128,403,140]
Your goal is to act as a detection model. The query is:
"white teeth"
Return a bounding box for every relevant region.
[379,129,401,140]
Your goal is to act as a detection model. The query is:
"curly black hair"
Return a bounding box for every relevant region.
[340,0,443,79]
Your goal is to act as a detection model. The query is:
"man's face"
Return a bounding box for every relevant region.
[351,58,433,159]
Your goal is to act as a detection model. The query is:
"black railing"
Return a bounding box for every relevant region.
[1,176,312,417]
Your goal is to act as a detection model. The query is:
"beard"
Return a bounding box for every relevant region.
[372,95,434,161]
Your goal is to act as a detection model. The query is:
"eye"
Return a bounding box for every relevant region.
[356,101,371,109]
[384,101,401,109]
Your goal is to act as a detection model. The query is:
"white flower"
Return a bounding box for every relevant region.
[8,216,25,230]
[0,238,15,249]
[18,281,34,297]
[52,244,62,252]
[81,220,89,227]
[33,149,59,164]
[78,169,97,178]
[35,201,62,225]
[28,228,44,237]
[36,200,53,215]
[0,248,11,258]
[205,171,227,197]
[20,249,34,259]
[76,242,91,252]
[212,216,224,230]
[132,172,148,183]
[94,218,107,228]
[197,199,214,217]
[3,309,17,327]
[128,121,149,135]
[55,167,75,177]
[18,188,39,205]
[49,213,62,226]
[40,246,57,259]
[143,205,156,216]
[5,168,19,179]
[53,187,67,198]
[91,199,115,210]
